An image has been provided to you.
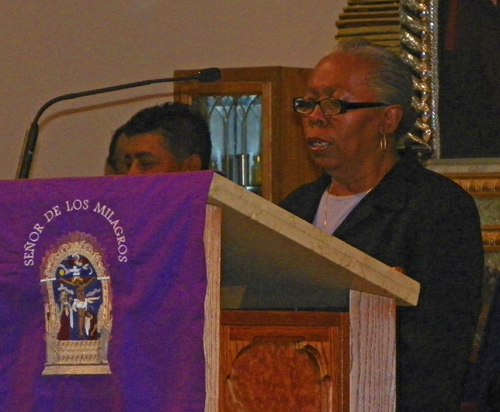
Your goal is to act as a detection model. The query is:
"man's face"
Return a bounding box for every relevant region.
[123,132,186,175]
[302,53,388,178]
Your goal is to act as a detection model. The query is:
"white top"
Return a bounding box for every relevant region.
[313,190,368,234]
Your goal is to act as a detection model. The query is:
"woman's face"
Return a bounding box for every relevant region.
[301,53,389,179]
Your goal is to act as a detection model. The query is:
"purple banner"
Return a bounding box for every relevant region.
[0,171,215,412]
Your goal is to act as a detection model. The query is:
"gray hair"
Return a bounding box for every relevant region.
[328,39,416,138]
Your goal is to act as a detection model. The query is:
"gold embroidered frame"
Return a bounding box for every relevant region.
[40,232,112,375]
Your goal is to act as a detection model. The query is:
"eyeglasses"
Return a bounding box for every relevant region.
[293,97,388,116]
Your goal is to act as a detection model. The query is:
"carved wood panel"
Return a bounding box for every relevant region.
[220,311,350,412]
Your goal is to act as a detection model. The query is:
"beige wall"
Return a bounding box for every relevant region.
[0,0,345,180]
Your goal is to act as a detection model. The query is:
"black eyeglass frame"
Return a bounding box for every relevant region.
[293,97,388,116]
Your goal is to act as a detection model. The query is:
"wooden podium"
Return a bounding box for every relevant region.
[0,171,419,411]
[202,174,420,412]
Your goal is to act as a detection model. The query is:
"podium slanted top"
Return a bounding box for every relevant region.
[207,173,420,307]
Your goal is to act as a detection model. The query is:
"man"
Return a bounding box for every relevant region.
[104,102,211,175]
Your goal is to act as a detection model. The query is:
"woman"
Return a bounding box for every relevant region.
[280,39,484,411]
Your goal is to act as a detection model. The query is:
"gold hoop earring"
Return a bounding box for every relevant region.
[380,134,387,152]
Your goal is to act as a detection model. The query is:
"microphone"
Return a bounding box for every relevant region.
[197,67,222,83]
[16,67,222,179]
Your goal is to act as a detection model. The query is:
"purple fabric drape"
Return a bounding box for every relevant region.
[0,171,214,412]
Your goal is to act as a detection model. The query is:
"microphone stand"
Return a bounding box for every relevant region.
[16,68,221,179]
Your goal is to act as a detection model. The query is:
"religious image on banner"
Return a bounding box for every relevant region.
[40,231,112,375]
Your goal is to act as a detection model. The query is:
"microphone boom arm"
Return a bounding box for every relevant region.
[16,68,220,179]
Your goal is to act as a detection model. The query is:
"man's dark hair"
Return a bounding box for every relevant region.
[108,102,212,171]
